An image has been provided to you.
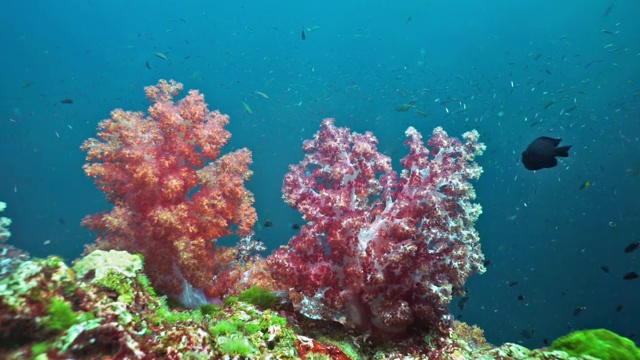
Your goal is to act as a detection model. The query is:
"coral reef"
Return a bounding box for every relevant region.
[268,118,486,337]
[0,243,29,281]
[0,201,11,243]
[0,250,299,359]
[0,248,629,359]
[4,82,631,359]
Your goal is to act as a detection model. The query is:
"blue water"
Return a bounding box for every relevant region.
[1,0,638,349]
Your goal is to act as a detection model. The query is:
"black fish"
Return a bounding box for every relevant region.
[521,329,534,339]
[543,338,549,346]
[458,293,469,311]
[624,240,639,253]
[301,29,306,40]
[60,98,74,104]
[263,220,273,228]
[517,294,525,301]
[508,280,519,287]
[291,223,301,230]
[616,305,623,312]
[483,260,493,267]
[600,265,610,273]
[521,137,572,171]
[146,61,152,70]
[623,272,638,280]
[573,306,586,316]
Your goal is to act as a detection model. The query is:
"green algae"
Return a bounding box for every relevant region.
[218,337,256,356]
[210,320,238,336]
[137,273,156,297]
[222,296,238,306]
[238,285,278,309]
[550,328,640,360]
[31,341,51,357]
[199,303,221,316]
[206,301,298,358]
[99,270,135,303]
[44,298,78,331]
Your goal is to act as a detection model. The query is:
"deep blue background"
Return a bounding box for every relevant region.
[1,0,638,349]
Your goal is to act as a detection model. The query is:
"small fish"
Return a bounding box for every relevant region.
[241,101,253,115]
[623,272,638,280]
[573,306,586,316]
[521,329,534,339]
[146,61,152,69]
[21,81,34,88]
[263,220,273,228]
[415,109,429,118]
[543,338,549,346]
[584,59,604,68]
[291,223,301,230]
[616,305,623,312]
[521,137,572,171]
[301,28,306,40]
[155,52,168,60]
[60,98,74,104]
[529,119,543,127]
[624,240,639,253]
[483,260,493,267]
[508,280,520,287]
[544,101,556,109]
[396,100,417,112]
[600,265,610,273]
[254,91,270,99]
[579,181,591,190]
[517,294,525,301]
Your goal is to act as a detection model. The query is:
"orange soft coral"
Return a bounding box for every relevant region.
[82,80,257,299]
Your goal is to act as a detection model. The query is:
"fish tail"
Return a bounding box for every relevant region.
[555,145,572,157]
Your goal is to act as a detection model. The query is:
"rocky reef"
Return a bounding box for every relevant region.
[0,248,636,359]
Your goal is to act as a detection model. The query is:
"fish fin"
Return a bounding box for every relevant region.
[555,145,572,157]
